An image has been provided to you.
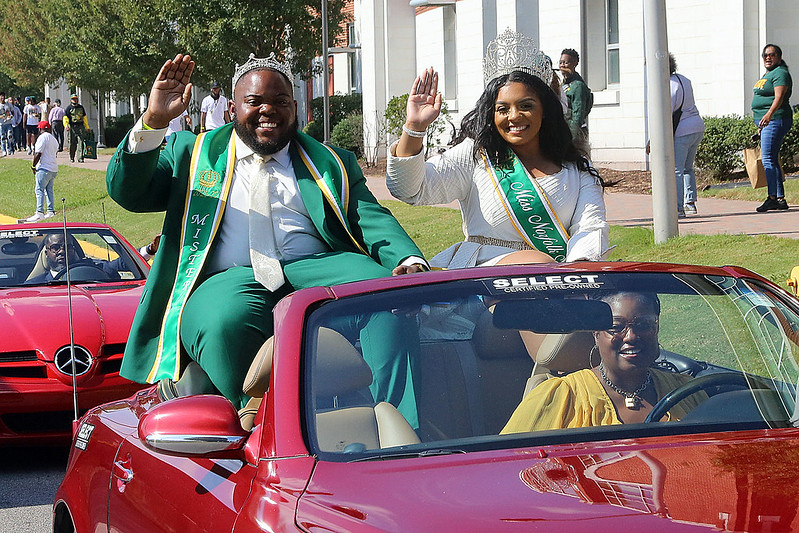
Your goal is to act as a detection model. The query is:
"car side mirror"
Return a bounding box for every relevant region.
[138,395,249,456]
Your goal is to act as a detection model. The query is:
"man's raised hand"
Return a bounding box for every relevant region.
[142,54,195,129]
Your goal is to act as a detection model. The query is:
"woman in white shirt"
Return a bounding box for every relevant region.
[387,29,608,268]
[669,54,705,217]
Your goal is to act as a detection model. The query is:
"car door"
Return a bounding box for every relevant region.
[108,432,257,533]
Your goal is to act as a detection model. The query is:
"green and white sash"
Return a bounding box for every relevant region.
[482,149,570,262]
[147,125,361,382]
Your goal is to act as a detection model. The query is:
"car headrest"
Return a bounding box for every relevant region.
[471,308,526,360]
[243,337,274,398]
[535,331,596,374]
[313,328,373,397]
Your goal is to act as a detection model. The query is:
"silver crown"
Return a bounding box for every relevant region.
[232,53,293,90]
[482,28,553,86]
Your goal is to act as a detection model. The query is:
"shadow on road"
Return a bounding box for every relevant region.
[0,446,69,509]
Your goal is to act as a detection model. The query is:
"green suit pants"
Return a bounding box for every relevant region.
[179,252,420,427]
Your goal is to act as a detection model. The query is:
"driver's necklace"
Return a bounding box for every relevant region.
[599,362,651,409]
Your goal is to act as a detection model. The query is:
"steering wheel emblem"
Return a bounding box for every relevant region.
[54,345,93,376]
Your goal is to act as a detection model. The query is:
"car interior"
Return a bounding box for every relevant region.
[0,229,145,286]
[151,272,799,461]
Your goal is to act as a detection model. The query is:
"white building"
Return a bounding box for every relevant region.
[359,0,799,169]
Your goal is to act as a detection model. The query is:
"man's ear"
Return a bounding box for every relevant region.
[228,99,236,119]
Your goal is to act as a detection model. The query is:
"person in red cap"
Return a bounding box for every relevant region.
[22,120,59,222]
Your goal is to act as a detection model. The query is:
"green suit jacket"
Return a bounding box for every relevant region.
[107,128,424,383]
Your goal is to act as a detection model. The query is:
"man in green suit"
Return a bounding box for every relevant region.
[107,54,428,421]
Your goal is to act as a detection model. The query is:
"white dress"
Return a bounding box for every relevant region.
[386,138,609,268]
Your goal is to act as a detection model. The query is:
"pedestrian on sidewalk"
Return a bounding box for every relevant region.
[12,97,24,151]
[670,54,704,217]
[24,121,59,222]
[752,43,792,212]
[23,97,41,155]
[48,99,65,152]
[0,92,15,156]
[64,94,89,163]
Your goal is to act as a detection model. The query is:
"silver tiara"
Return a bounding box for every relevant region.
[482,28,552,86]
[232,53,293,90]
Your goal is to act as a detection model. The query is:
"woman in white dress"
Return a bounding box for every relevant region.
[387,29,609,268]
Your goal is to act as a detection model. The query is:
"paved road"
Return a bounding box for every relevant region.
[0,446,69,533]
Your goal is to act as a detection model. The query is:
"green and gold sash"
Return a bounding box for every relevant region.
[482,150,570,262]
[147,125,361,382]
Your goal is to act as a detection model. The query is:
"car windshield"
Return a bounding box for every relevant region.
[304,271,799,461]
[0,227,146,287]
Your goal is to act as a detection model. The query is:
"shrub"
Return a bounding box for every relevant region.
[695,115,756,179]
[330,113,363,157]
[384,94,452,157]
[303,120,324,141]
[306,93,363,141]
[103,114,135,148]
[778,110,799,169]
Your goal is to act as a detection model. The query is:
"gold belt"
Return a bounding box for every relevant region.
[466,235,532,251]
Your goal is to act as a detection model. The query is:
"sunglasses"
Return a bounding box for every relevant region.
[46,242,73,252]
[762,52,778,59]
[604,315,659,339]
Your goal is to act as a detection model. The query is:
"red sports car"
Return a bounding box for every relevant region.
[55,262,799,531]
[0,223,149,443]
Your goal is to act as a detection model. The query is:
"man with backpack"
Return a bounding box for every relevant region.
[559,48,593,142]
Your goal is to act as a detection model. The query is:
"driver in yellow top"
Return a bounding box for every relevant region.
[502,292,704,434]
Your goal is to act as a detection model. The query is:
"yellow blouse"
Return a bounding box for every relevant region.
[501,368,703,434]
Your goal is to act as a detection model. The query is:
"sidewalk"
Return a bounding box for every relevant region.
[4,147,798,239]
[365,175,799,240]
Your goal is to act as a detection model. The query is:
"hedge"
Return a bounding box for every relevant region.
[696,112,799,179]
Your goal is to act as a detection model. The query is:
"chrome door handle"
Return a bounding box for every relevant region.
[112,458,134,484]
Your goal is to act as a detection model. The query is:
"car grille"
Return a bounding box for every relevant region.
[0,365,47,378]
[101,343,126,357]
[0,350,38,363]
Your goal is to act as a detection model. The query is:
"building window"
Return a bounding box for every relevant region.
[583,0,620,91]
[606,0,619,85]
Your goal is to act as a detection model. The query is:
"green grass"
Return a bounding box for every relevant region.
[0,158,164,246]
[2,157,798,286]
[701,175,799,201]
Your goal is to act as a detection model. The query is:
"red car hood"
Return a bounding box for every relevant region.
[299,430,799,531]
[0,282,143,361]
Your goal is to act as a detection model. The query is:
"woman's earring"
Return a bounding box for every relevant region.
[589,345,599,368]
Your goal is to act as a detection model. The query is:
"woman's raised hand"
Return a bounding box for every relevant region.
[143,54,195,129]
[405,67,442,130]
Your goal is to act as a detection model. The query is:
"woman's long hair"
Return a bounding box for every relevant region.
[456,70,602,185]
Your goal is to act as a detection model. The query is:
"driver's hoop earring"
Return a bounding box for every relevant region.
[589,345,599,368]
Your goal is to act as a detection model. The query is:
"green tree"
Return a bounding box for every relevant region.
[163,0,350,84]
[384,94,452,157]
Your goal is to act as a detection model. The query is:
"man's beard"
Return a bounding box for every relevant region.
[233,117,298,156]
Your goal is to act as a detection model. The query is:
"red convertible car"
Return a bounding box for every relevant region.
[55,262,799,531]
[0,223,149,443]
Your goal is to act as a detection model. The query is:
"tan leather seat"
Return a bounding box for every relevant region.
[313,328,420,452]
[238,336,274,431]
[238,328,421,452]
[523,331,596,397]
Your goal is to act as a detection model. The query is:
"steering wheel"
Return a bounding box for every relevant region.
[645,371,774,423]
[54,264,111,281]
